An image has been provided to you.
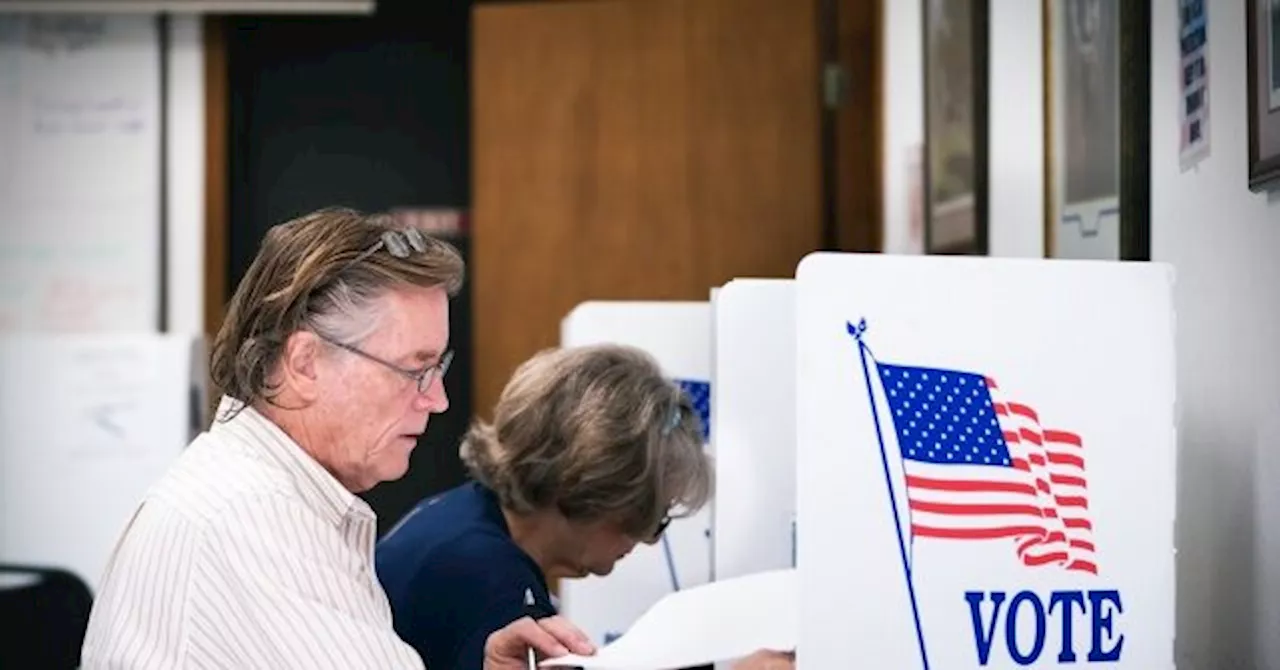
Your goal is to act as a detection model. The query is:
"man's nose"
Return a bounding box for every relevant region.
[414,376,449,414]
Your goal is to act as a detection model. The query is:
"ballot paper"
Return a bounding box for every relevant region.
[542,568,796,669]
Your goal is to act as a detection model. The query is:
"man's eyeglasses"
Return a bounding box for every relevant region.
[320,335,453,395]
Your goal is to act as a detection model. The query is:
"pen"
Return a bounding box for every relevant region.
[524,587,538,670]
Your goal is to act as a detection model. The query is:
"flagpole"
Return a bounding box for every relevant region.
[847,319,930,669]
[661,534,680,591]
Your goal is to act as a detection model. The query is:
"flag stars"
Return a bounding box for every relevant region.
[879,364,1013,466]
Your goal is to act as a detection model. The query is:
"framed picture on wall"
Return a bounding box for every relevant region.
[1043,0,1150,260]
[1247,0,1280,191]
[922,0,989,255]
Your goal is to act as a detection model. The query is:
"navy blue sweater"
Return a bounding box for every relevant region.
[375,482,555,670]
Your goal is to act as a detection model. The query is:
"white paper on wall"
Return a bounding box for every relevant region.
[1177,0,1211,170]
[0,16,162,332]
[0,333,200,591]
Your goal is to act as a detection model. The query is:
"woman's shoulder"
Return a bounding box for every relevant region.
[378,496,528,574]
[380,483,492,544]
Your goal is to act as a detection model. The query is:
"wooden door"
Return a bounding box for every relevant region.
[472,0,874,415]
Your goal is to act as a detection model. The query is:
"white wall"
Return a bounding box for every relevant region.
[881,0,923,255]
[986,0,1043,258]
[1150,1,1280,666]
[166,15,206,336]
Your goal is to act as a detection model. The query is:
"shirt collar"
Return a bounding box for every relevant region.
[212,395,372,528]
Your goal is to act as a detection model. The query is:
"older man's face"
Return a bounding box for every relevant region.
[320,284,451,492]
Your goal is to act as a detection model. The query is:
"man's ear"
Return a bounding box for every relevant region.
[279,330,323,402]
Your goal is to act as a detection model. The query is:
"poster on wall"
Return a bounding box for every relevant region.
[1044,0,1150,261]
[922,0,988,255]
[907,143,926,255]
[1178,0,1210,170]
[1045,0,1120,259]
[1246,0,1280,191]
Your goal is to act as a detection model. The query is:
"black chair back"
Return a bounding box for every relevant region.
[0,564,93,670]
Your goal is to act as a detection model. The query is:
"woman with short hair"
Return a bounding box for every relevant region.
[376,344,790,669]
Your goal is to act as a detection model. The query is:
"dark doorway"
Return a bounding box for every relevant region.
[224,0,473,535]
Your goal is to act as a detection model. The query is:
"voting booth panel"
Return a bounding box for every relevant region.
[710,279,797,581]
[794,253,1176,668]
[559,301,714,647]
[0,334,202,592]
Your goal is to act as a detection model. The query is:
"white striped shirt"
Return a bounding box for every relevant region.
[80,396,426,669]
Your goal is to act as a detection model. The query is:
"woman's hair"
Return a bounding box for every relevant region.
[208,206,464,416]
[460,344,712,538]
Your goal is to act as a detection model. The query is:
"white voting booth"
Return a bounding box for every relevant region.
[0,333,202,592]
[793,253,1177,668]
[710,278,798,581]
[710,278,799,670]
[559,300,715,647]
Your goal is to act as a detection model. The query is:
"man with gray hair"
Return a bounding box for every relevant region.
[80,207,595,669]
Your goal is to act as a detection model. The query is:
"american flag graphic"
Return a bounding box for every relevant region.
[876,362,1097,575]
[675,379,711,442]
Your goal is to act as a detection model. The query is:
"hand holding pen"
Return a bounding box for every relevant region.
[524,588,539,670]
[481,588,596,670]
